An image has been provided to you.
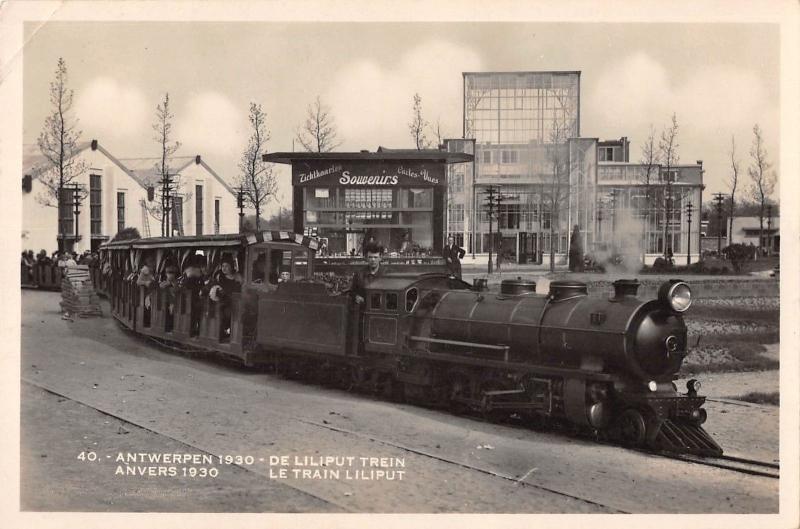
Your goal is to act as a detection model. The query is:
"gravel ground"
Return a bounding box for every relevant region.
[685,320,775,336]
[692,297,780,311]
[682,346,741,367]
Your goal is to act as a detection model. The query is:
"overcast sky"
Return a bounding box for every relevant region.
[22,21,779,216]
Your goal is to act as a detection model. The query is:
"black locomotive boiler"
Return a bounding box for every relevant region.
[97,233,721,456]
[406,278,719,455]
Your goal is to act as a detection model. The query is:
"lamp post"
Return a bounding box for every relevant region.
[685,201,693,266]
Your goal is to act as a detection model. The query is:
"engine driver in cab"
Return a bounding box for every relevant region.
[347,242,384,355]
[350,242,384,305]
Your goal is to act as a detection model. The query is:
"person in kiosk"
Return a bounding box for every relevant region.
[443,235,466,279]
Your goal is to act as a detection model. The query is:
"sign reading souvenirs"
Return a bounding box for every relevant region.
[293,160,446,187]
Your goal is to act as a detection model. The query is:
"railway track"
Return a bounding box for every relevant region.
[656,452,779,479]
[117,328,782,480]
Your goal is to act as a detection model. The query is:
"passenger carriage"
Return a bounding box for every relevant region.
[100,232,318,364]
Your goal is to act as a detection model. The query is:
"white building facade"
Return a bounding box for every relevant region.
[120,155,239,238]
[23,141,238,254]
[729,216,780,254]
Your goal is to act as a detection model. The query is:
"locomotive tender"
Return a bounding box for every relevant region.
[96,232,721,456]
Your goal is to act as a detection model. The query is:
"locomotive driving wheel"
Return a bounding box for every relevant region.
[618,408,647,447]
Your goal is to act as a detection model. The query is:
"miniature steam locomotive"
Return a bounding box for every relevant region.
[95,232,721,456]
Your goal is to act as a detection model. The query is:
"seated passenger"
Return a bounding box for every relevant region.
[208,256,242,341]
[277,266,292,283]
[252,254,267,283]
[159,264,179,332]
[180,259,205,337]
[137,264,155,326]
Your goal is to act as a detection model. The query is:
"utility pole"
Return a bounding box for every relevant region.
[596,201,604,244]
[609,189,618,256]
[482,186,502,275]
[712,192,726,255]
[766,204,773,256]
[67,183,86,250]
[663,173,673,259]
[237,188,245,233]
[160,172,180,237]
[685,201,693,266]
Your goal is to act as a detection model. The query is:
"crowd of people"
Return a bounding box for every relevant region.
[21,248,101,283]
[130,254,242,341]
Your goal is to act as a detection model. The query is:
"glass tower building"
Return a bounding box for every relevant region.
[447,71,703,266]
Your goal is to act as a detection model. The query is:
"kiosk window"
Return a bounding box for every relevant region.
[370,293,382,309]
[386,293,398,311]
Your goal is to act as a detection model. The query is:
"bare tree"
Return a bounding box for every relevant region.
[658,113,680,259]
[748,123,776,255]
[464,87,489,140]
[408,93,430,150]
[36,57,87,247]
[148,93,187,237]
[433,118,446,148]
[546,122,570,272]
[296,96,342,153]
[727,135,740,245]
[237,102,277,231]
[639,124,661,263]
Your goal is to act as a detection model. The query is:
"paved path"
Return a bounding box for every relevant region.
[20,290,778,513]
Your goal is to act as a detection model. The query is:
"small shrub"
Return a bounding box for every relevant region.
[722,243,754,273]
[652,257,673,272]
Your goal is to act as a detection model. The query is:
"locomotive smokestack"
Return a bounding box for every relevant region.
[612,279,640,299]
[501,278,537,295]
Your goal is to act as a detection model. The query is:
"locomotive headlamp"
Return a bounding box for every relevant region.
[648,380,658,392]
[659,280,692,312]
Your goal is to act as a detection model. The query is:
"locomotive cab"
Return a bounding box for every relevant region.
[362,274,471,357]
